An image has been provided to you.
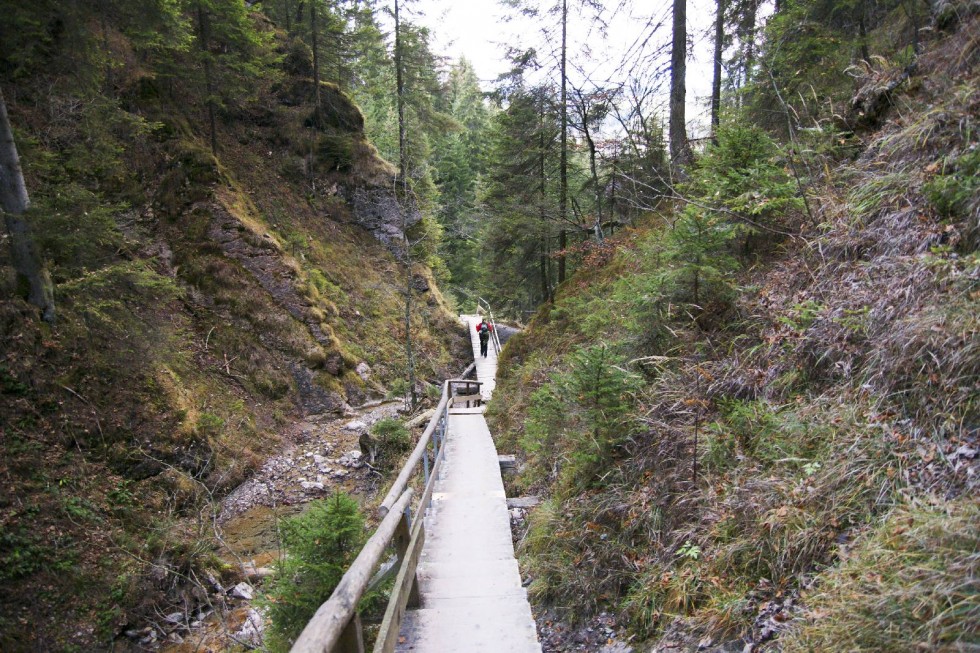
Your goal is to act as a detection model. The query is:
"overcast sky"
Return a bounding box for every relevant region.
[410,0,718,135]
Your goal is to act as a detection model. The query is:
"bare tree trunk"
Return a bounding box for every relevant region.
[558,228,566,282]
[574,90,604,242]
[585,132,602,241]
[99,0,113,92]
[742,0,759,85]
[711,0,725,139]
[538,101,551,304]
[539,240,549,304]
[858,2,871,61]
[669,0,691,166]
[0,87,55,323]
[310,0,322,117]
[558,0,568,284]
[609,156,618,228]
[394,0,417,410]
[196,2,217,155]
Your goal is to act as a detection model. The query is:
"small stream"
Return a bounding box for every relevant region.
[157,400,405,651]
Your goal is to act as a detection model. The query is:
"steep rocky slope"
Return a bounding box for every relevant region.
[0,24,466,653]
[489,11,978,652]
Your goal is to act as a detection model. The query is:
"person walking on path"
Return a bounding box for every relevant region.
[476,318,493,358]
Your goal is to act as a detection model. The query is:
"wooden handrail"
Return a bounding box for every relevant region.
[373,404,450,653]
[291,488,414,653]
[377,380,450,517]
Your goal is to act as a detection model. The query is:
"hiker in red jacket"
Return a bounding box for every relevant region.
[476,318,493,357]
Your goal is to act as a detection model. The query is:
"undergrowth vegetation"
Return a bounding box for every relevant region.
[488,5,979,649]
[781,496,979,651]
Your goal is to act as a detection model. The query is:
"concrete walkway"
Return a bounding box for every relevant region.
[394,316,540,652]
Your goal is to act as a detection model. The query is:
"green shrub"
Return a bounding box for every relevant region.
[0,365,30,395]
[282,37,313,77]
[315,134,355,172]
[0,516,47,581]
[369,418,412,469]
[263,493,369,650]
[557,344,640,494]
[520,384,566,484]
[659,206,740,312]
[924,148,980,246]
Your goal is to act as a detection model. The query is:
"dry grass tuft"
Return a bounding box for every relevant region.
[781,497,980,652]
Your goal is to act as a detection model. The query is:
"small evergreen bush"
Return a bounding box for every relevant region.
[369,418,412,469]
[263,493,368,650]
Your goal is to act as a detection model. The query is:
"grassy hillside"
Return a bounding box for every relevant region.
[488,8,978,650]
[0,10,465,652]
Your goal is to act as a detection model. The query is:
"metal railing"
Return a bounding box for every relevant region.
[290,372,483,653]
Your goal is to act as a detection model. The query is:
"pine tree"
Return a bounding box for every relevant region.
[482,76,563,315]
[431,59,492,294]
[189,0,271,154]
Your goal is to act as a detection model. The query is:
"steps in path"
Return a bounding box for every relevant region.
[394,316,540,652]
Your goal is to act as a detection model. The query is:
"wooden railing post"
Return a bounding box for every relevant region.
[336,613,365,653]
[394,506,420,609]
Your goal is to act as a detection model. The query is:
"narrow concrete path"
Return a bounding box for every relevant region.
[394,316,540,652]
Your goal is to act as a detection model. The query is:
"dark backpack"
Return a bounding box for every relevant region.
[479,323,489,338]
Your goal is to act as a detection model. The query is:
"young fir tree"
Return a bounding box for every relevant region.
[557,343,639,492]
[264,493,370,649]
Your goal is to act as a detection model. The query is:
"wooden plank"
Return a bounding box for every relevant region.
[448,379,483,392]
[379,375,485,518]
[290,489,414,653]
[374,519,426,653]
[506,497,541,509]
[454,393,482,408]
[366,555,398,594]
[498,455,517,472]
[392,513,415,607]
[336,613,365,653]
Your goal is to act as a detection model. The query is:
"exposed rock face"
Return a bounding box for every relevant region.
[356,361,372,380]
[411,273,430,292]
[208,207,334,349]
[347,186,421,256]
[290,363,346,415]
